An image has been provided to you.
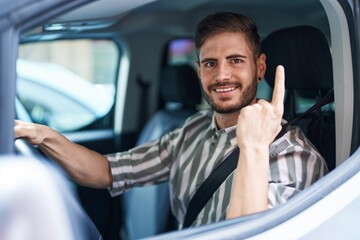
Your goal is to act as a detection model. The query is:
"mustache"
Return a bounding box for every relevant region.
[207,82,242,91]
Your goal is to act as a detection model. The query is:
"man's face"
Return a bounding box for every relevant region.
[197,32,265,114]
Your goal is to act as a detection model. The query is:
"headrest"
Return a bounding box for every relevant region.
[160,64,202,107]
[262,26,333,92]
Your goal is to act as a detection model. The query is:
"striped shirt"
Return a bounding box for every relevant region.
[106,109,327,228]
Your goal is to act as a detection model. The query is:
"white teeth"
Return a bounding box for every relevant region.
[215,87,236,93]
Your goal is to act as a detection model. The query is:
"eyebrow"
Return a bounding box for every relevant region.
[200,54,247,64]
[200,58,217,64]
[226,54,247,59]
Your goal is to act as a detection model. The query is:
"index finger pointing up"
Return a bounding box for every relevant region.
[271,65,285,111]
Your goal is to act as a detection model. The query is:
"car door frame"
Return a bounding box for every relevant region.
[0,0,93,154]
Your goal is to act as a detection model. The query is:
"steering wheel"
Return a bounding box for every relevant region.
[14,138,46,158]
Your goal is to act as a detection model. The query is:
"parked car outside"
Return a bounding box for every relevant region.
[17,59,115,132]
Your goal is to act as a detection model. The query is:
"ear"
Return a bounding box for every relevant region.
[257,53,266,82]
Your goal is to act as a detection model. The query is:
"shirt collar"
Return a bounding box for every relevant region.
[210,113,237,146]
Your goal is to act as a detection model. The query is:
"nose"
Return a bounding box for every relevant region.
[216,61,231,82]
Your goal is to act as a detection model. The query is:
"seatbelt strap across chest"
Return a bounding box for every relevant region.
[183,148,239,228]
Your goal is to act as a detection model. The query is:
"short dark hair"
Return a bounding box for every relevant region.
[195,12,261,61]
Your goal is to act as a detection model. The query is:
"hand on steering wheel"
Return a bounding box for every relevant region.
[14,138,44,157]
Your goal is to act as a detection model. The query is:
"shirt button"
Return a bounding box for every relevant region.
[215,148,222,154]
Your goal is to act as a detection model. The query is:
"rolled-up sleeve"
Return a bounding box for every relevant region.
[105,131,176,197]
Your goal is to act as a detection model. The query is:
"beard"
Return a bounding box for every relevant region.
[202,76,258,114]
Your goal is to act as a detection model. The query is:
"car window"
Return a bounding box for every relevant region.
[17,39,119,132]
[167,38,197,68]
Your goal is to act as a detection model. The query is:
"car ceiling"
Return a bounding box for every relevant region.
[23,0,330,41]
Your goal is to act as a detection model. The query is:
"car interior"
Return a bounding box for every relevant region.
[121,63,202,239]
[262,25,335,170]
[9,0,358,239]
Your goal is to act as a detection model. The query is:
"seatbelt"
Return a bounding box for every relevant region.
[182,89,334,228]
[276,89,334,139]
[183,148,240,228]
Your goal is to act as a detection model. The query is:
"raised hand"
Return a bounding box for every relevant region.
[236,65,285,149]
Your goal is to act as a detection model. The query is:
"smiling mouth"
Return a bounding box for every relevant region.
[214,87,237,93]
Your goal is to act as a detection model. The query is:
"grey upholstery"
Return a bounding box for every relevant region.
[122,64,202,239]
[262,25,335,170]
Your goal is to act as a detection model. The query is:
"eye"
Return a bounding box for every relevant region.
[231,58,244,64]
[204,61,216,68]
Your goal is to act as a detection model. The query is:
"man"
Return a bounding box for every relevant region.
[14,12,327,228]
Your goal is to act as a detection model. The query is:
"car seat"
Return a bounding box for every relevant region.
[262,25,335,170]
[121,64,202,239]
